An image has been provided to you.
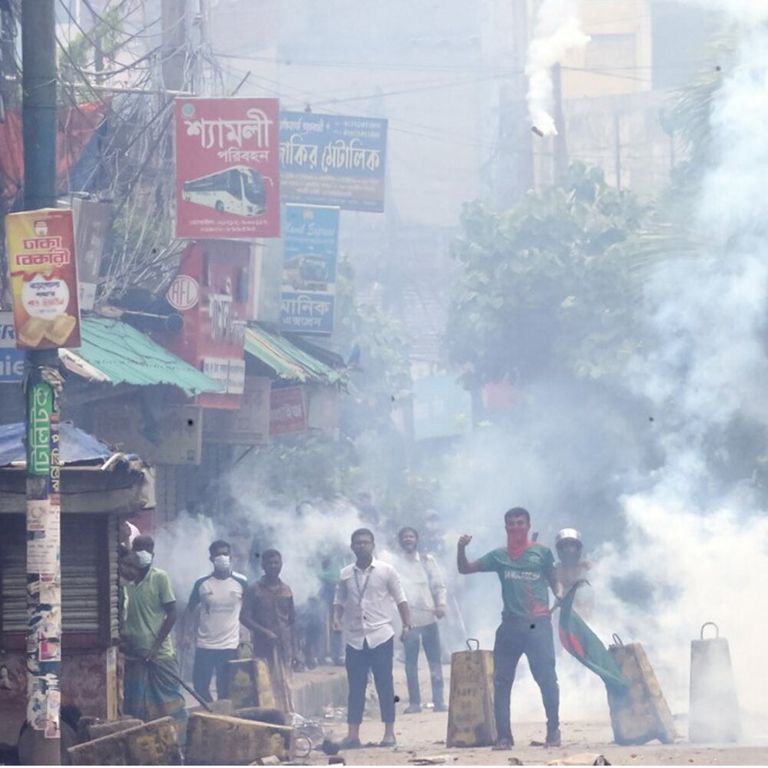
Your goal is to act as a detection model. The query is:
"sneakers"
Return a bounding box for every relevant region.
[545,726,561,748]
[403,704,422,714]
[433,703,448,713]
[491,737,514,750]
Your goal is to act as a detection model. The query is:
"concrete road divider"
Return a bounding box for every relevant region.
[185,711,293,765]
[67,717,181,765]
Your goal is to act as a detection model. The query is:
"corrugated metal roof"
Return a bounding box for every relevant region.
[0,421,111,466]
[60,316,222,396]
[244,325,345,385]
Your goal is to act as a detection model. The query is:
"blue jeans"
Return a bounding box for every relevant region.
[403,623,445,707]
[345,638,395,724]
[192,647,239,702]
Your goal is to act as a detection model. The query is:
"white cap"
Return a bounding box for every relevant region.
[555,528,582,546]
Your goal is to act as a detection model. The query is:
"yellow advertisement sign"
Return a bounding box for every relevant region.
[6,208,81,349]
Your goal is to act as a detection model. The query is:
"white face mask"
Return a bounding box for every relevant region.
[213,554,231,571]
[135,550,153,568]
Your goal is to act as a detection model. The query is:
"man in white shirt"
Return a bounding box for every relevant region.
[394,527,448,713]
[186,540,248,702]
[333,528,411,749]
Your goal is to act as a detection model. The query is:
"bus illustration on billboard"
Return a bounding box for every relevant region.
[182,166,270,217]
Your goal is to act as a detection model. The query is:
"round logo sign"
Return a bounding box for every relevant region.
[166,274,199,311]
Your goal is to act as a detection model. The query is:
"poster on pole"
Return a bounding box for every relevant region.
[280,111,387,212]
[175,98,281,239]
[6,208,81,349]
[280,204,339,335]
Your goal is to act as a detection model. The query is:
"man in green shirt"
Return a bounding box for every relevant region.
[458,507,563,750]
[121,535,185,723]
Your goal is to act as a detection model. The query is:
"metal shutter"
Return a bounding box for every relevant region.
[1,514,105,635]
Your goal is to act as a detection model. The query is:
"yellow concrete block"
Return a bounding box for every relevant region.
[67,716,181,765]
[185,711,293,766]
[446,646,496,748]
[607,641,676,745]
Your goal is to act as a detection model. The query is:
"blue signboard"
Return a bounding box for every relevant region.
[280,204,339,335]
[0,312,24,383]
[280,111,387,212]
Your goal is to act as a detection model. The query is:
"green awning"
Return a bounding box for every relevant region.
[60,316,222,396]
[244,325,345,385]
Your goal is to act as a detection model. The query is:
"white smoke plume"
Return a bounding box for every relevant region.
[525,0,590,136]
[684,0,768,23]
[604,17,768,733]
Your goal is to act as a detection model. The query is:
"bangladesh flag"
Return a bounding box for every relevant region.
[558,582,628,692]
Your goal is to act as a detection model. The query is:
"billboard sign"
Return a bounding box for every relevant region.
[0,312,24,383]
[280,204,339,335]
[175,98,280,239]
[6,208,81,349]
[280,111,387,212]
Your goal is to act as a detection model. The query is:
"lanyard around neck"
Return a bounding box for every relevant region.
[353,565,372,604]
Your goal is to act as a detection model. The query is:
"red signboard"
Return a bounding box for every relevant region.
[156,242,249,410]
[269,385,307,435]
[6,208,81,349]
[175,98,280,239]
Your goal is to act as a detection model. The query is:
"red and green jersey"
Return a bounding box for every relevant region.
[477,544,555,618]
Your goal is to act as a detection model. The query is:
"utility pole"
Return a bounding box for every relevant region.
[161,0,188,92]
[21,1,62,764]
[552,63,569,183]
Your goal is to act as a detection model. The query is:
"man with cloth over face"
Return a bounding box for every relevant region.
[457,507,563,750]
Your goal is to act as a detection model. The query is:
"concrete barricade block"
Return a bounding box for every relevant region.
[85,718,144,741]
[67,716,181,765]
[185,711,293,766]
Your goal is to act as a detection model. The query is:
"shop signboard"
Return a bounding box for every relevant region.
[280,204,339,335]
[175,97,280,239]
[6,208,81,349]
[280,111,387,212]
[0,312,24,383]
[156,241,249,410]
[269,385,306,435]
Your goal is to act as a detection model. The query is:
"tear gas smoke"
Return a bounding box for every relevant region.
[525,0,590,136]
[683,0,768,23]
[430,14,768,732]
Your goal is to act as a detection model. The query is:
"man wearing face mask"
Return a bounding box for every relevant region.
[186,540,249,702]
[458,508,563,750]
[122,535,186,723]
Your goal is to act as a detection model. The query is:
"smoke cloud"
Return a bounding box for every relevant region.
[525,0,590,136]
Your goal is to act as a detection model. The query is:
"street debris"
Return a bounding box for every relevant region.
[547,754,611,766]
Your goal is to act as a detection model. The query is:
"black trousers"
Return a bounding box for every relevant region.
[345,637,395,724]
[192,647,239,702]
[493,615,559,741]
[403,623,445,706]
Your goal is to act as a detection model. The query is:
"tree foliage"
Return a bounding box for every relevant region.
[446,163,649,385]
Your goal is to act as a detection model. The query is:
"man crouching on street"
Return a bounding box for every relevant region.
[457,507,563,750]
[333,528,412,749]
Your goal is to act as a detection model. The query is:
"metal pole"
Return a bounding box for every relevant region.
[22,1,62,764]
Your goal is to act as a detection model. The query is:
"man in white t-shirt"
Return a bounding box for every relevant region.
[187,540,248,702]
